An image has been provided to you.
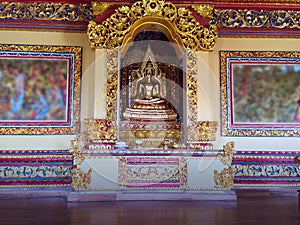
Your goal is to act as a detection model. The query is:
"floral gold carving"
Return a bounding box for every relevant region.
[214,142,235,189]
[196,121,218,142]
[191,4,214,19]
[84,118,117,141]
[71,166,92,190]
[106,49,119,125]
[234,164,300,177]
[217,142,234,166]
[70,138,85,167]
[118,157,187,189]
[213,9,300,30]
[88,0,217,51]
[92,2,129,16]
[186,51,198,141]
[70,133,92,190]
[0,2,92,21]
[214,167,234,189]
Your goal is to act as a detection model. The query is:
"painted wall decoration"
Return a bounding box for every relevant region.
[0,150,73,187]
[232,150,300,187]
[118,157,187,189]
[0,44,82,135]
[221,51,300,136]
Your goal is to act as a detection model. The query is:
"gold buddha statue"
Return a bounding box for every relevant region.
[120,55,182,149]
[123,61,177,121]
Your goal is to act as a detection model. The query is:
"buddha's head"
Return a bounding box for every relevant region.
[144,61,154,77]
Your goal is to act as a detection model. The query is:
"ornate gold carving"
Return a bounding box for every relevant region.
[84,118,117,141]
[70,133,88,166]
[217,142,234,166]
[214,167,234,189]
[197,121,218,142]
[213,9,300,29]
[214,142,234,189]
[70,133,92,190]
[92,2,129,16]
[0,2,92,21]
[191,4,214,19]
[88,0,217,51]
[186,51,198,141]
[71,167,92,190]
[0,166,71,179]
[105,49,119,130]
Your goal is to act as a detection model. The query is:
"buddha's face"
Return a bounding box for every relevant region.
[145,68,154,83]
[145,67,153,76]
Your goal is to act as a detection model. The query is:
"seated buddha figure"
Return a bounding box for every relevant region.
[123,61,176,119]
[136,61,161,99]
[132,61,167,110]
[121,59,182,147]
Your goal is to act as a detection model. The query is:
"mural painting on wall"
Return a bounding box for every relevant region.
[221,51,300,137]
[0,44,82,135]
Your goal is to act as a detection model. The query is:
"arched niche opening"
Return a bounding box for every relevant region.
[118,20,187,149]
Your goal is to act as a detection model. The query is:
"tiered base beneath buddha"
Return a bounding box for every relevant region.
[121,96,183,149]
[119,119,182,149]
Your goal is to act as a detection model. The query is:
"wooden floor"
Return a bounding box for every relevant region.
[0,193,299,225]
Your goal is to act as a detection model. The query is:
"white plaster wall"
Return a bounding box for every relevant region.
[93,49,108,119]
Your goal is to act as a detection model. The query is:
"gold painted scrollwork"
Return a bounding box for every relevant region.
[214,142,235,189]
[214,9,300,30]
[214,168,234,189]
[71,167,92,190]
[70,133,92,190]
[197,121,218,142]
[84,118,117,141]
[106,49,119,123]
[92,2,129,16]
[186,51,198,141]
[191,4,214,19]
[88,0,217,51]
[0,2,92,21]
[217,142,234,166]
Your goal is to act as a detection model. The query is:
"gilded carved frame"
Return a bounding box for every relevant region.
[221,50,300,137]
[88,0,216,142]
[0,44,82,135]
[105,33,198,143]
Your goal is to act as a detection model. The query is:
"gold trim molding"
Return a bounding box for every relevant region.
[88,0,217,51]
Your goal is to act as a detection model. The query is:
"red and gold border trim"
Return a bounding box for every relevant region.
[0,150,73,188]
[232,150,300,187]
